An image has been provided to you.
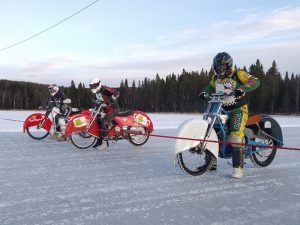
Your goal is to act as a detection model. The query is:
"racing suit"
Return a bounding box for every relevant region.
[205,70,260,169]
[94,86,120,141]
[50,91,71,133]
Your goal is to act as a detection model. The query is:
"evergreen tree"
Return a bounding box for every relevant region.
[248,59,266,113]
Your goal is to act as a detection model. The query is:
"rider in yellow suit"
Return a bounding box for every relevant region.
[200,52,260,178]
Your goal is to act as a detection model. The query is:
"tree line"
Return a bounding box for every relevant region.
[0,59,299,114]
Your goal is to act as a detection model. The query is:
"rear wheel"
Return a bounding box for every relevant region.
[128,127,150,146]
[70,132,97,149]
[177,147,214,176]
[250,137,277,167]
[26,126,49,140]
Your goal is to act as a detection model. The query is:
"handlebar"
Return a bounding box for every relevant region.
[92,99,104,105]
[203,92,235,100]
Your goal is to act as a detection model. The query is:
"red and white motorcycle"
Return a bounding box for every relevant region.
[23,101,90,140]
[65,99,154,149]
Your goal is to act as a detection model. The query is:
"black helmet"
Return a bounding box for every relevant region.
[213,52,233,78]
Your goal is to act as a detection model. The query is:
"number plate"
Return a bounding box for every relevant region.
[73,117,87,127]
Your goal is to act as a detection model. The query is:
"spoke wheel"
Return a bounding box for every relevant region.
[26,125,49,140]
[250,137,277,167]
[128,127,150,146]
[177,148,214,176]
[70,132,96,149]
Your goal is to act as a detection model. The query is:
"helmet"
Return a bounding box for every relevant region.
[89,78,102,94]
[213,52,233,78]
[48,84,59,96]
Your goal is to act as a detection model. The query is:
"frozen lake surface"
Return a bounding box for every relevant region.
[0,111,300,225]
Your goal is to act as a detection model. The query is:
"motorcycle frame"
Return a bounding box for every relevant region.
[65,102,153,139]
[203,97,269,159]
[23,107,57,133]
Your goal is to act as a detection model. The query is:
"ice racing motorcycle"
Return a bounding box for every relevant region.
[23,101,90,140]
[64,99,154,149]
[174,93,283,176]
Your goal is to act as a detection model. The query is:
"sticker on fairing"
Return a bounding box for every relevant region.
[135,114,148,126]
[73,117,87,127]
[264,121,271,129]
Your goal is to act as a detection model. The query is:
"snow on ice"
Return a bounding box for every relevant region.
[0,110,300,225]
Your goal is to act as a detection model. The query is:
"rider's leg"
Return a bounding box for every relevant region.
[228,105,248,178]
[56,116,67,140]
[95,116,109,150]
[55,114,60,132]
[93,114,103,147]
[230,135,245,179]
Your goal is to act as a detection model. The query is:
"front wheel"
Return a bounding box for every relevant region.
[250,137,277,167]
[127,126,150,146]
[69,132,97,149]
[177,148,214,176]
[26,126,49,140]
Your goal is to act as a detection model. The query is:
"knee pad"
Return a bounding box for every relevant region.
[228,134,243,148]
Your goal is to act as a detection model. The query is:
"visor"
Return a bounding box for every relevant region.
[89,82,99,90]
[48,88,56,94]
[216,64,227,75]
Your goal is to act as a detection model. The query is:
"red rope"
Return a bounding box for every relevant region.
[147,133,300,152]
[1,117,300,151]
[0,118,25,123]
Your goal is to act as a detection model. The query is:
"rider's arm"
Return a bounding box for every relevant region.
[205,75,216,94]
[102,86,119,102]
[236,70,260,93]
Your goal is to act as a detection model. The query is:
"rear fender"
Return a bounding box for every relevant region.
[174,119,219,159]
[259,114,284,145]
[113,111,154,132]
[23,113,52,132]
[134,111,154,132]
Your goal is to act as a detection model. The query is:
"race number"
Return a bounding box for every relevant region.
[135,114,148,126]
[73,117,87,127]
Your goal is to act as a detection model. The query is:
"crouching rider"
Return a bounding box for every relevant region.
[48,84,72,141]
[89,78,120,150]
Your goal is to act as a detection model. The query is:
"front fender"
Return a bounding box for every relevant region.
[23,113,52,132]
[174,119,219,159]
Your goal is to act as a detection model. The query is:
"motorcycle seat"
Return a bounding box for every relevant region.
[246,114,263,126]
[117,110,134,117]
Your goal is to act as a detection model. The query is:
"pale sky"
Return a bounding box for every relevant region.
[1,0,300,87]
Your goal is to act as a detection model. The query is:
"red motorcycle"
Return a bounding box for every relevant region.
[23,101,90,140]
[64,99,154,149]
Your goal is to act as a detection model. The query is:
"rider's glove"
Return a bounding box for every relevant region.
[112,91,120,101]
[199,92,207,100]
[234,89,244,98]
[92,99,102,105]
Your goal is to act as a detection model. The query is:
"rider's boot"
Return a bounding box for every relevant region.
[93,138,102,147]
[55,118,67,141]
[232,147,245,179]
[96,138,109,151]
[57,133,67,141]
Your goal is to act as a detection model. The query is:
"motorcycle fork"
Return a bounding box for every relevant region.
[85,106,102,133]
[38,110,51,129]
[197,101,222,153]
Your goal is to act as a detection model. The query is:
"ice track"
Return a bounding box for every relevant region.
[0,128,300,225]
